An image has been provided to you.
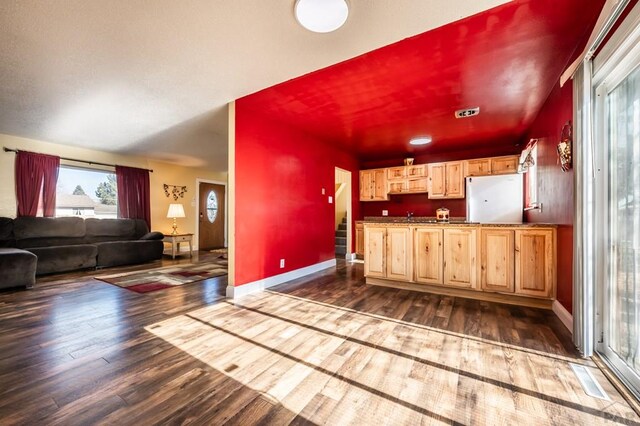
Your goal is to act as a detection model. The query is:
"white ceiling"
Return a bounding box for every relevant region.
[0,0,509,171]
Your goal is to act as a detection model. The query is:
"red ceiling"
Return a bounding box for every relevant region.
[238,0,604,161]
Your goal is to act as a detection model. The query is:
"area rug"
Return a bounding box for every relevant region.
[95,260,228,293]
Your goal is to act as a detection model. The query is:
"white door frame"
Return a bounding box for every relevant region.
[335,167,353,258]
[195,178,228,249]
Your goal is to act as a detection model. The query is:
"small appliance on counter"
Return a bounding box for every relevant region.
[436,207,450,222]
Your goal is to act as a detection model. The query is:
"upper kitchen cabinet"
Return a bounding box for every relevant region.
[360,169,388,201]
[463,155,520,177]
[491,156,519,175]
[428,161,465,199]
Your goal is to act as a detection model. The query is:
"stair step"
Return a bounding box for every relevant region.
[338,223,347,231]
[335,237,346,245]
[335,245,347,255]
[335,230,347,237]
[342,217,348,223]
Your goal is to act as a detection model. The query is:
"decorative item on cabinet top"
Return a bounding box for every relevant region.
[164,184,188,201]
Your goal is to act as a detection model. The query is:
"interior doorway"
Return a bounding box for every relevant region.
[334,168,352,258]
[197,180,226,251]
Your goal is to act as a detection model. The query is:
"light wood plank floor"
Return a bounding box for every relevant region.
[0,254,638,425]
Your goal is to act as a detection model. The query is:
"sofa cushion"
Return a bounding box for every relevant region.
[133,219,150,239]
[95,240,163,268]
[0,218,15,248]
[85,218,136,240]
[13,217,85,240]
[0,248,36,289]
[140,231,164,241]
[27,244,97,275]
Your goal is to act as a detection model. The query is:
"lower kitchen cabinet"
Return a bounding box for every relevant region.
[386,227,413,281]
[355,222,364,257]
[480,229,515,293]
[515,229,555,298]
[364,227,386,277]
[443,228,477,289]
[414,228,444,285]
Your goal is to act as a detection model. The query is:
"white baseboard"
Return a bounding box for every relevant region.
[345,253,356,261]
[552,300,573,333]
[226,259,336,299]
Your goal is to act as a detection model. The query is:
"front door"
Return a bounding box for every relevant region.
[198,182,225,250]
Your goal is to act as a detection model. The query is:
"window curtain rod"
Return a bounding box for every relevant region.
[3,147,153,173]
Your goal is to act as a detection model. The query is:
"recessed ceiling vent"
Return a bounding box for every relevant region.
[455,107,480,119]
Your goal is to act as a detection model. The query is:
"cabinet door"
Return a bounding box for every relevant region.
[407,164,426,178]
[443,228,478,289]
[464,158,491,176]
[388,180,408,194]
[364,227,386,278]
[428,163,446,198]
[387,166,406,180]
[445,161,465,198]
[386,227,412,281]
[372,169,389,201]
[515,229,555,298]
[480,229,515,293]
[491,156,519,175]
[414,228,443,284]
[355,223,364,256]
[407,178,428,193]
[359,170,373,201]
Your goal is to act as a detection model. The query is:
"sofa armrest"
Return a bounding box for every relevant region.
[140,231,164,241]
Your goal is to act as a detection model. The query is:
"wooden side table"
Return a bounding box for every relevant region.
[162,233,193,259]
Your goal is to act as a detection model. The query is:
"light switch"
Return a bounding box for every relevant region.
[382,210,388,216]
[328,196,333,204]
[322,188,325,195]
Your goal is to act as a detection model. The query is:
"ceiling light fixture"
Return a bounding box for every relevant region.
[409,137,432,146]
[295,0,349,33]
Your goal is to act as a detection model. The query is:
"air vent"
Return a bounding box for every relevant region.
[570,363,610,400]
[455,107,480,119]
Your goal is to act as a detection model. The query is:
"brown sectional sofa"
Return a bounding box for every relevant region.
[0,217,164,290]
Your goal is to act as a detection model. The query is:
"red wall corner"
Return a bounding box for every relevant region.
[234,102,360,287]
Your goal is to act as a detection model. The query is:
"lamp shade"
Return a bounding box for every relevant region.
[167,203,186,219]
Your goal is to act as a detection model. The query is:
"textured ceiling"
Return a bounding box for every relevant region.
[239,0,604,162]
[0,0,509,170]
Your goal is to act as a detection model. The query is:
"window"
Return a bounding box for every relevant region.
[55,166,118,219]
[206,191,218,223]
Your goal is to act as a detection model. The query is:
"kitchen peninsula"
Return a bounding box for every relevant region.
[363,219,557,309]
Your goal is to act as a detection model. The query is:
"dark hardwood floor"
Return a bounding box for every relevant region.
[0,253,638,425]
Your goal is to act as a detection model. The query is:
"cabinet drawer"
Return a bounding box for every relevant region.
[387,167,406,180]
[388,180,408,194]
[407,178,428,193]
[406,164,426,178]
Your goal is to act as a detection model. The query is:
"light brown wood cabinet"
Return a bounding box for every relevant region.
[480,229,515,293]
[464,158,491,176]
[364,226,386,277]
[407,164,426,178]
[355,222,364,257]
[363,226,412,281]
[414,228,443,285]
[428,161,465,199]
[443,228,477,288]
[360,169,388,201]
[388,180,408,194]
[364,224,556,306]
[491,156,519,175]
[387,167,406,180]
[515,229,555,298]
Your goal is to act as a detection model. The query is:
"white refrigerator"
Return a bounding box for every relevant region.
[466,174,523,224]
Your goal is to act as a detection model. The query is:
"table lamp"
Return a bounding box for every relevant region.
[167,203,186,235]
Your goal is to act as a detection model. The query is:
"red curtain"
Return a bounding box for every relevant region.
[115,165,151,228]
[15,151,60,217]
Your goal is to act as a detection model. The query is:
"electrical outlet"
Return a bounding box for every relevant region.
[322,188,325,195]
[382,210,388,216]
[328,196,333,204]
[280,259,285,268]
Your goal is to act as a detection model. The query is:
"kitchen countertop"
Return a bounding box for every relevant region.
[360,217,557,228]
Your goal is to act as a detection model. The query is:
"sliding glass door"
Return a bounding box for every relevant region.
[596,59,640,398]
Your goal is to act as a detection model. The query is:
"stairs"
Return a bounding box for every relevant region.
[335,216,347,257]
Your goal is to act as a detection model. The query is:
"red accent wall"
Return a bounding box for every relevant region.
[234,103,361,287]
[523,82,574,313]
